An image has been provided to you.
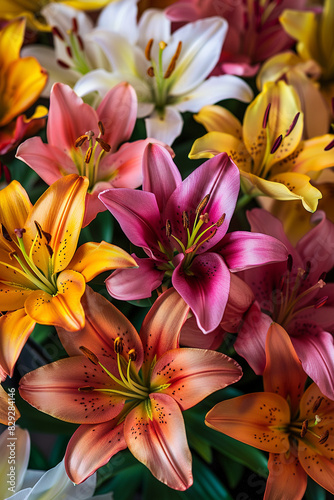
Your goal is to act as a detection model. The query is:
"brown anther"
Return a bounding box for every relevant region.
[300,419,308,438]
[147,66,155,77]
[96,137,111,152]
[318,429,329,444]
[200,213,209,224]
[78,386,95,392]
[262,103,271,129]
[324,138,334,151]
[182,211,189,229]
[216,213,226,227]
[114,336,124,354]
[79,346,99,365]
[52,26,65,41]
[77,34,84,51]
[57,59,71,69]
[72,17,78,33]
[270,134,283,154]
[128,349,137,361]
[75,135,88,148]
[98,120,105,135]
[166,219,171,237]
[46,244,54,258]
[312,396,324,413]
[145,38,154,61]
[164,41,182,79]
[159,41,167,50]
[84,147,93,164]
[34,221,42,239]
[66,45,73,59]
[285,112,300,137]
[196,194,210,214]
[14,228,26,239]
[1,224,12,242]
[314,296,328,309]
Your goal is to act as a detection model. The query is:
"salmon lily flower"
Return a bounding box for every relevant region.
[99,143,288,333]
[19,287,243,489]
[17,81,166,226]
[0,175,136,378]
[190,80,334,212]
[0,19,47,155]
[206,323,334,499]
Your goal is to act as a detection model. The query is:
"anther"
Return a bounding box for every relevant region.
[182,211,189,229]
[14,228,26,239]
[147,66,155,77]
[166,219,171,237]
[79,346,99,365]
[114,337,124,354]
[318,430,329,444]
[300,419,308,438]
[314,296,328,309]
[57,59,71,69]
[72,17,78,33]
[145,38,154,61]
[164,41,182,78]
[85,130,95,140]
[324,138,334,151]
[216,213,226,227]
[78,386,95,392]
[77,35,84,51]
[75,135,88,147]
[317,279,325,289]
[52,26,65,41]
[270,134,283,154]
[96,137,111,152]
[196,194,210,214]
[1,224,12,242]
[46,244,53,258]
[84,147,93,164]
[285,112,300,137]
[312,396,324,413]
[98,121,105,135]
[66,45,73,59]
[200,213,209,224]
[128,349,137,361]
[287,254,293,272]
[262,103,271,129]
[159,41,167,50]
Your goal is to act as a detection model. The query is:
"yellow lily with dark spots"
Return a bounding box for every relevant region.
[190,80,334,212]
[0,174,137,378]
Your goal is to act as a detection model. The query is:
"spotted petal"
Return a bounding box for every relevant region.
[265,450,307,500]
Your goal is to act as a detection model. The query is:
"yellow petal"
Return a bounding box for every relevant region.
[0,309,35,378]
[241,170,322,212]
[24,270,86,331]
[280,10,318,63]
[285,135,334,175]
[0,18,25,70]
[256,52,302,90]
[69,241,137,282]
[0,180,32,244]
[194,105,242,138]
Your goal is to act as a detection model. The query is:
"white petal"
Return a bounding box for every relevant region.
[74,69,122,98]
[137,9,171,51]
[4,489,31,500]
[21,470,44,488]
[174,75,253,112]
[0,427,30,498]
[97,0,139,44]
[145,107,183,145]
[42,3,93,33]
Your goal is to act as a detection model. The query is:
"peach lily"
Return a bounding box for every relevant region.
[19,287,242,490]
[190,80,334,212]
[0,175,136,378]
[206,323,334,499]
[0,19,47,155]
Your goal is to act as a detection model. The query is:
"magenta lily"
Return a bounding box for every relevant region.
[19,286,242,490]
[99,144,288,333]
[234,208,334,400]
[16,82,168,226]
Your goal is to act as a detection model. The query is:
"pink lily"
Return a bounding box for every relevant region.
[19,286,242,490]
[99,143,288,333]
[16,82,168,227]
[234,208,334,399]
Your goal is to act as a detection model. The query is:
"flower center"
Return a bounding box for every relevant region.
[289,397,330,445]
[145,38,182,113]
[74,121,111,189]
[0,222,57,295]
[53,17,91,75]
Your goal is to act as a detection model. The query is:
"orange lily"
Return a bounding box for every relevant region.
[206,323,334,499]
[0,174,136,378]
[19,287,242,490]
[190,80,334,212]
[0,18,47,155]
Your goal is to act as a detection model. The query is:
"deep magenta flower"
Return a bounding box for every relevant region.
[234,208,334,399]
[99,144,288,333]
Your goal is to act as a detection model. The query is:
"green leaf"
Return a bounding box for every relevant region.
[219,455,244,489]
[187,431,212,463]
[184,455,233,500]
[305,478,326,500]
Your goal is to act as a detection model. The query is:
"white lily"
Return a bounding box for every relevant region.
[74,9,253,144]
[22,0,138,98]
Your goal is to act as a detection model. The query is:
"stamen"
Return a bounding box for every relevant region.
[78,386,94,392]
[46,244,53,258]
[314,296,328,309]
[159,41,167,50]
[14,228,26,239]
[114,337,124,354]
[147,66,155,77]
[145,38,154,61]
[164,41,182,78]
[98,120,105,135]
[57,59,71,69]
[1,224,12,242]
[312,396,323,413]
[52,26,65,41]
[270,134,283,154]
[319,430,329,444]
[72,17,78,33]
[216,213,226,227]
[324,138,334,151]
[196,194,210,215]
[128,349,137,361]
[200,213,209,224]
[34,221,51,243]
[300,419,308,438]
[84,147,93,164]
[96,137,111,152]
[85,130,94,140]
[285,112,300,137]
[75,135,88,147]
[79,346,99,365]
[262,103,271,128]
[182,211,189,229]
[66,45,73,59]
[166,219,171,237]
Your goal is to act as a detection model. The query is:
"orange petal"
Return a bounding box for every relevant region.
[124,393,193,490]
[69,241,137,282]
[0,18,25,70]
[0,180,32,245]
[0,309,35,378]
[264,323,307,418]
[205,393,291,453]
[298,438,334,494]
[265,449,307,500]
[24,270,86,331]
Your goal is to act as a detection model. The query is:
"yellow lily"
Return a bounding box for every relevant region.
[0,0,114,31]
[190,80,334,212]
[0,174,136,378]
[0,18,47,154]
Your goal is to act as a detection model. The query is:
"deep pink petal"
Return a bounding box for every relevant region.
[98,188,162,256]
[220,273,254,333]
[142,143,181,211]
[151,348,242,410]
[233,301,272,374]
[0,113,46,155]
[47,83,98,151]
[221,231,288,271]
[65,420,126,484]
[164,153,240,252]
[106,255,164,301]
[124,393,193,491]
[172,252,230,333]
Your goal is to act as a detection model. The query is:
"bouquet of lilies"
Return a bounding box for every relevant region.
[0,0,334,498]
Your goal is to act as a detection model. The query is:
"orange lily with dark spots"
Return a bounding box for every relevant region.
[206,323,334,499]
[0,174,136,377]
[19,287,242,490]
